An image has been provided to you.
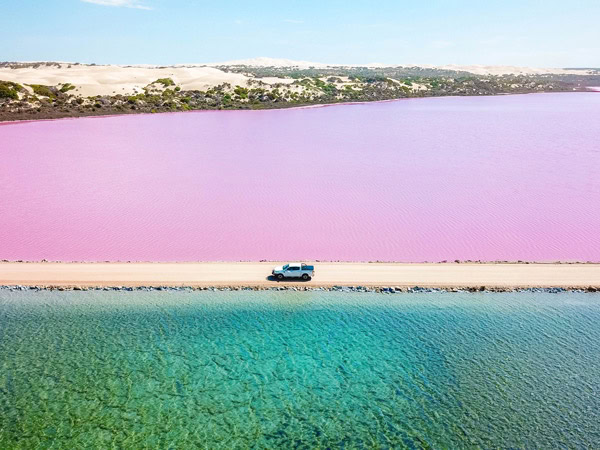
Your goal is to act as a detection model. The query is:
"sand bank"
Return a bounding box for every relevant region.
[0,262,598,289]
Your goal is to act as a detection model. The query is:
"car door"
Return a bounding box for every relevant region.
[286,265,300,278]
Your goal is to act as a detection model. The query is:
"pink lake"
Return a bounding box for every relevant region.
[1,93,599,262]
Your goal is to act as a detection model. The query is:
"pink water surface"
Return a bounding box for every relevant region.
[1,93,599,262]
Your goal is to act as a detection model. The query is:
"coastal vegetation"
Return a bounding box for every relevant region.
[0,81,23,100]
[28,84,57,98]
[154,77,175,87]
[1,63,599,121]
[59,83,76,93]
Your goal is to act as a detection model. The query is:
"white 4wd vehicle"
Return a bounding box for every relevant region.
[272,263,314,280]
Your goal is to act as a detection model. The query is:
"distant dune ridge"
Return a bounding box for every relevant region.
[209,57,596,75]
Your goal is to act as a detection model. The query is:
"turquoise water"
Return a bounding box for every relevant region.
[1,291,599,448]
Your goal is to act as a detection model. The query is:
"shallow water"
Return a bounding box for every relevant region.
[1,291,599,447]
[1,93,599,262]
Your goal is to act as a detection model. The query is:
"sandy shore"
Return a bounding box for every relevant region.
[0,262,598,289]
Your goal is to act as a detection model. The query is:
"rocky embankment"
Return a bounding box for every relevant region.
[1,285,598,293]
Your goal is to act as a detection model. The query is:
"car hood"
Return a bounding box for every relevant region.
[273,266,284,272]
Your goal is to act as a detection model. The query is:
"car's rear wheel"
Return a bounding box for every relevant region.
[277,273,284,280]
[302,273,310,280]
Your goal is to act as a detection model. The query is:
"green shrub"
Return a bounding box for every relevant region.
[145,94,161,104]
[0,86,18,99]
[363,75,387,83]
[234,86,248,99]
[127,93,146,103]
[59,83,76,93]
[313,78,327,88]
[0,81,23,99]
[28,84,56,98]
[321,83,336,94]
[154,78,175,87]
[294,78,313,86]
[0,85,18,99]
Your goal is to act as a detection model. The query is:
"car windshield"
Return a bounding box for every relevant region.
[282,264,289,270]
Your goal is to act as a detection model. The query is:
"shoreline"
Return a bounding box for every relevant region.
[1,262,598,291]
[0,91,591,126]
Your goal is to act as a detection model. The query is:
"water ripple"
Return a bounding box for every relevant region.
[1,94,599,261]
[1,290,600,447]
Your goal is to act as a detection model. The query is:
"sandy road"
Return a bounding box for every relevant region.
[0,262,599,289]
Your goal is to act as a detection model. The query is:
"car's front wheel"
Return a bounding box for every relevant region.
[277,273,284,280]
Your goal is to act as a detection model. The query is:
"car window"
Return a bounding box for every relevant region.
[289,266,299,271]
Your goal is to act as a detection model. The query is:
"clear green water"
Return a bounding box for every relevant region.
[1,291,599,448]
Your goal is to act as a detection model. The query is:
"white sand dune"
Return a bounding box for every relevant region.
[0,64,260,96]
[0,58,594,97]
